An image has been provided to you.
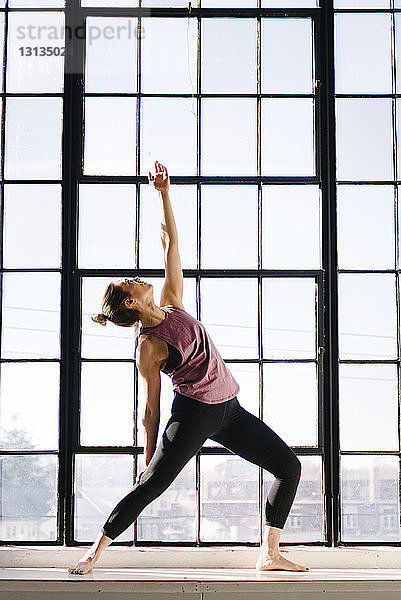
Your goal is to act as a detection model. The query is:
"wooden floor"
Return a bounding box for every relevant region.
[2,567,401,600]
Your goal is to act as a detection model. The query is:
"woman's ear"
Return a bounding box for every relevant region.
[125,297,138,310]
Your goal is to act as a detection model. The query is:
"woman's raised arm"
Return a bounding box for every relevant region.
[148,161,184,308]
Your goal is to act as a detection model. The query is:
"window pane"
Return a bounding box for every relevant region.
[0,362,59,451]
[200,455,259,542]
[341,455,400,542]
[0,12,4,93]
[84,97,136,176]
[203,0,256,6]
[201,98,257,176]
[338,274,397,360]
[74,454,134,542]
[7,11,65,93]
[201,18,256,93]
[262,185,321,270]
[263,363,318,448]
[336,98,393,181]
[1,273,61,359]
[137,455,196,541]
[263,455,323,542]
[261,98,315,176]
[141,18,196,93]
[204,363,259,448]
[396,15,401,94]
[78,184,136,269]
[262,278,316,359]
[3,184,61,269]
[337,185,395,270]
[263,0,317,5]
[85,17,137,93]
[140,98,197,176]
[339,364,398,452]
[200,278,258,359]
[5,97,62,180]
[139,184,197,270]
[262,18,313,94]
[395,99,401,177]
[335,14,392,94]
[335,0,389,7]
[82,0,137,5]
[201,185,258,269]
[9,0,64,5]
[82,277,136,359]
[0,455,58,541]
[142,0,190,5]
[80,362,135,447]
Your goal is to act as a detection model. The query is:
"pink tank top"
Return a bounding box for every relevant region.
[136,305,240,404]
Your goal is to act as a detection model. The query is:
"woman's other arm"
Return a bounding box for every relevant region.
[148,160,184,308]
[136,338,161,466]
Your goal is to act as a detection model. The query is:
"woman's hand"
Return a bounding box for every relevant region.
[148,160,169,193]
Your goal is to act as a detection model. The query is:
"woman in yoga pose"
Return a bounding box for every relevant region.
[69,160,309,575]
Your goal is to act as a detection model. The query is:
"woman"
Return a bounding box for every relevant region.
[69,161,309,575]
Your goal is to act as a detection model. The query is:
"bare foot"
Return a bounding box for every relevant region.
[68,553,97,575]
[256,553,309,572]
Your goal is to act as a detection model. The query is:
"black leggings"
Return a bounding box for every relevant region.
[101,393,301,540]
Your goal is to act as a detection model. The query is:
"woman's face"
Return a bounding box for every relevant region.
[118,277,153,307]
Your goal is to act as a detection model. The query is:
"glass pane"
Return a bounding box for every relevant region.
[262,278,316,359]
[395,99,401,178]
[0,13,6,93]
[137,455,196,541]
[5,97,62,180]
[145,276,197,318]
[83,277,197,359]
[143,0,191,5]
[141,18,196,94]
[262,18,313,94]
[78,184,136,269]
[200,278,258,359]
[3,184,61,269]
[335,13,392,94]
[201,185,258,269]
[0,362,59,450]
[263,455,323,542]
[201,18,256,93]
[201,98,257,176]
[80,362,135,447]
[7,11,65,93]
[200,455,259,542]
[336,98,393,182]
[82,0,138,5]
[0,455,58,541]
[74,454,134,542]
[84,97,136,176]
[262,185,321,270]
[85,17,137,93]
[396,15,401,94]
[1,272,61,359]
[82,277,137,359]
[341,455,400,542]
[263,0,316,5]
[139,184,197,270]
[140,98,197,176]
[263,363,317,448]
[339,364,398,452]
[202,0,256,5]
[338,274,397,360]
[335,0,389,7]
[9,0,64,5]
[204,363,259,448]
[337,185,395,270]
[261,98,315,177]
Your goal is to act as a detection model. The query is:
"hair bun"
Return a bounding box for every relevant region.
[91,313,108,326]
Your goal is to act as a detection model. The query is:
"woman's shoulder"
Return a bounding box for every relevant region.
[161,303,186,311]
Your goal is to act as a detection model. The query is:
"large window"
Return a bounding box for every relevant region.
[0,0,397,548]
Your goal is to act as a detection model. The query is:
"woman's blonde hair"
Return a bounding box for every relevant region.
[91,280,140,335]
